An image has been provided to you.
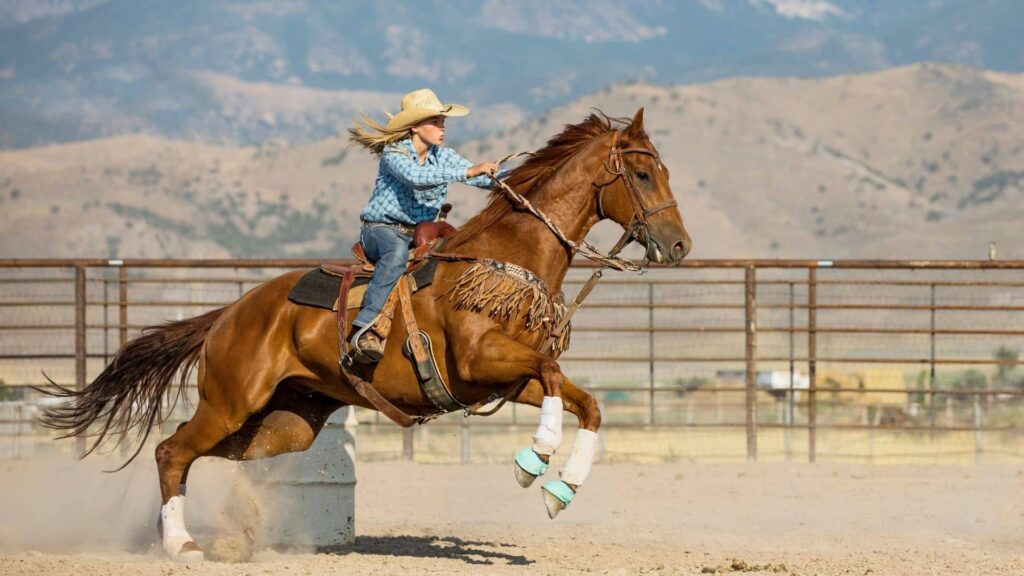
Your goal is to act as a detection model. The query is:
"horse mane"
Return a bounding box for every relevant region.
[444,110,632,250]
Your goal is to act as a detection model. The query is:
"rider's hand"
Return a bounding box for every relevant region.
[467,161,500,178]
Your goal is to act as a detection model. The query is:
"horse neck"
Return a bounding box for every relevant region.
[466,145,605,293]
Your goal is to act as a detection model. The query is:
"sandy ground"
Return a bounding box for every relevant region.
[2,457,1024,575]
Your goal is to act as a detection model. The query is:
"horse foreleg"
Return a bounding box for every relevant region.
[509,378,561,486]
[513,378,601,517]
[456,331,564,481]
[455,329,594,518]
[517,378,601,483]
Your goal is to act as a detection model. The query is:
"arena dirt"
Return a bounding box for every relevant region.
[2,457,1023,575]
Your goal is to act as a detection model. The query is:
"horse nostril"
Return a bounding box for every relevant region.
[672,241,686,257]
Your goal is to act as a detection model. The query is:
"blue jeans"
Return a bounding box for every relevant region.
[353,225,413,329]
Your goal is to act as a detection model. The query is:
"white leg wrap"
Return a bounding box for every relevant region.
[531,396,563,456]
[160,496,195,559]
[560,429,599,486]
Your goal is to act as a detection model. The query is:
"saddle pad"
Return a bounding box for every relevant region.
[287,259,440,311]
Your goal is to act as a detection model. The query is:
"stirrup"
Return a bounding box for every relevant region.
[349,324,383,363]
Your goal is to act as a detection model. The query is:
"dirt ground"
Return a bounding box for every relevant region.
[2,457,1023,575]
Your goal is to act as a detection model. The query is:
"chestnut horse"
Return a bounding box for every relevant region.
[40,108,691,561]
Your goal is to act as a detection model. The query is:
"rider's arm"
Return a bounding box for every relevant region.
[381,148,469,189]
[444,148,496,189]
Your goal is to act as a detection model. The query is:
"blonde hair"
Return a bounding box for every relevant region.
[347,112,412,156]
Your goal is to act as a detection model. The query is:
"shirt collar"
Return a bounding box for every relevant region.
[403,138,438,165]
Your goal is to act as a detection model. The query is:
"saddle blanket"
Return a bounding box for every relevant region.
[287,259,440,311]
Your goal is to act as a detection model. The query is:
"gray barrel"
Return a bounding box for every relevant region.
[241,406,357,549]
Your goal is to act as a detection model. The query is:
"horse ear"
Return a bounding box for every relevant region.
[626,107,645,138]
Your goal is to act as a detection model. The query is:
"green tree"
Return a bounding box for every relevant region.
[951,369,987,407]
[0,377,13,401]
[994,346,1019,389]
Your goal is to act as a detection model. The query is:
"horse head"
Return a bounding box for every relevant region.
[594,108,692,264]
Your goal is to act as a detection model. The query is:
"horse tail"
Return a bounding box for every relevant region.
[36,306,228,470]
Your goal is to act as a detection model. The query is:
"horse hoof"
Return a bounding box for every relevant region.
[541,480,575,519]
[514,448,549,488]
[177,541,205,563]
[514,463,537,488]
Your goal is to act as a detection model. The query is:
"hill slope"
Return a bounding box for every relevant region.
[2,63,1022,260]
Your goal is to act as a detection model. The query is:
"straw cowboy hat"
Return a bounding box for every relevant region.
[384,88,469,131]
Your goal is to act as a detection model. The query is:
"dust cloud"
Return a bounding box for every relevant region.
[0,451,260,559]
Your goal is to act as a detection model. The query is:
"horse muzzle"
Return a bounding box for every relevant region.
[636,226,690,265]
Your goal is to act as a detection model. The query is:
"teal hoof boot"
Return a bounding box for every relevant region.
[541,479,575,519]
[514,448,549,488]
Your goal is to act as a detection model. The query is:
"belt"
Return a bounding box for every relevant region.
[362,221,416,236]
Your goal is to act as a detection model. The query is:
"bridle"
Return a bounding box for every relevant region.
[594,130,678,261]
[445,129,677,273]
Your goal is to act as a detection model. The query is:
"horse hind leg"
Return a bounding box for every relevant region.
[153,360,276,562]
[154,401,249,562]
[158,385,341,561]
[204,386,342,462]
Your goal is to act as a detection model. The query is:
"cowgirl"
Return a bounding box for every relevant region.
[347,88,500,361]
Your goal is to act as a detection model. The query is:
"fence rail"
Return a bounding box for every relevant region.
[2,258,1024,463]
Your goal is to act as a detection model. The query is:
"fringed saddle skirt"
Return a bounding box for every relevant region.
[441,259,570,356]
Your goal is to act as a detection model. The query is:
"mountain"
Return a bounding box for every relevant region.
[2,63,1022,260]
[1,0,1023,148]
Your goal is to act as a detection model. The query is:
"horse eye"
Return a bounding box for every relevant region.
[636,171,650,181]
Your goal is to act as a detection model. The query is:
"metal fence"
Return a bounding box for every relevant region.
[2,258,1023,464]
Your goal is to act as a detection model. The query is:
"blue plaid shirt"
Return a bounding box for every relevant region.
[359,138,495,226]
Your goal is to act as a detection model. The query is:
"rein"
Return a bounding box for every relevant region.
[485,163,639,272]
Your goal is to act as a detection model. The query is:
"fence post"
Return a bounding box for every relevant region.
[118,266,128,349]
[929,283,937,428]
[786,281,795,462]
[102,278,110,365]
[808,267,817,463]
[973,389,983,464]
[744,265,757,462]
[648,281,655,425]
[74,264,87,456]
[14,404,23,459]
[116,265,130,458]
[460,417,470,464]
[402,427,414,461]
